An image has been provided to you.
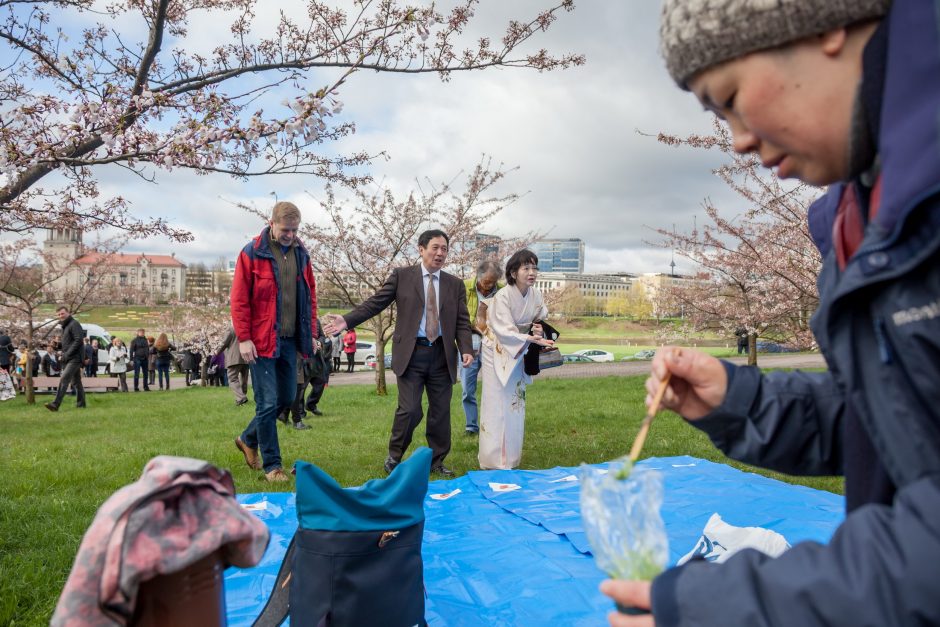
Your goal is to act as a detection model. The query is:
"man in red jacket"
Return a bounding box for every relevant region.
[231,201,318,482]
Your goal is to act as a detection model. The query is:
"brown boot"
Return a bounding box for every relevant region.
[264,468,290,483]
[234,437,261,470]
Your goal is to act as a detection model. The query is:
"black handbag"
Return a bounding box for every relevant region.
[523,320,561,376]
[254,449,431,627]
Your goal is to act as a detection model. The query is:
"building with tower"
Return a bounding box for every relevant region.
[42,228,187,303]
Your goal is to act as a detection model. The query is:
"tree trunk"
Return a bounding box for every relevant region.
[24,353,35,405]
[748,334,758,367]
[371,316,388,396]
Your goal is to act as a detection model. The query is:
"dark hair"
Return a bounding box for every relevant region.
[505,249,539,285]
[56,305,68,313]
[418,229,450,248]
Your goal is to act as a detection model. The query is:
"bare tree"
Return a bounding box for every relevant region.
[0,237,123,403]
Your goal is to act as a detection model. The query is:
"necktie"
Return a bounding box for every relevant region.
[426,274,439,343]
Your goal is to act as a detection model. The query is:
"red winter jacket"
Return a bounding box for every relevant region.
[230,226,318,359]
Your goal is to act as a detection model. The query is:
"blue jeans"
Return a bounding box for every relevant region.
[240,337,297,472]
[156,360,171,388]
[133,357,149,390]
[459,348,483,432]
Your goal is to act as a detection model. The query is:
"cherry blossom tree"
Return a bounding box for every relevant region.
[152,299,230,384]
[651,122,821,365]
[0,237,123,402]
[241,155,536,395]
[0,0,583,240]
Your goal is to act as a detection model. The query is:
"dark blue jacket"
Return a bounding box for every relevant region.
[651,1,940,624]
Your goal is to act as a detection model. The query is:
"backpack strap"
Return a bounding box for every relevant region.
[252,531,297,627]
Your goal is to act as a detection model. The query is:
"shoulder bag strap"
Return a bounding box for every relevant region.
[252,531,297,627]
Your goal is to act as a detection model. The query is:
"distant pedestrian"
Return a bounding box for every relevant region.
[147,336,157,386]
[82,338,95,377]
[331,332,342,372]
[45,306,86,411]
[305,327,332,417]
[129,329,151,391]
[0,331,14,373]
[343,327,357,373]
[108,338,129,392]
[220,327,249,406]
[153,333,175,390]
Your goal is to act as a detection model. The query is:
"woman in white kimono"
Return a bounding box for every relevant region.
[478,249,555,469]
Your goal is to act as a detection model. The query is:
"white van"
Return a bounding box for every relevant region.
[81,324,113,375]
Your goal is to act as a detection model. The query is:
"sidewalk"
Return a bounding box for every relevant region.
[325,353,827,387]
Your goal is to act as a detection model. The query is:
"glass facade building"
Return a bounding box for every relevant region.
[530,238,585,273]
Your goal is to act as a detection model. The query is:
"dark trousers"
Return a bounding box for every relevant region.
[156,361,171,389]
[51,361,85,408]
[345,352,355,372]
[390,342,452,469]
[332,356,341,372]
[305,373,328,412]
[133,357,150,390]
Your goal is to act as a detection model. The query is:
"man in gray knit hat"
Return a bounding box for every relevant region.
[602,1,940,626]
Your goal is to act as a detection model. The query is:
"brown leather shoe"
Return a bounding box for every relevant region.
[265,468,290,482]
[234,437,261,470]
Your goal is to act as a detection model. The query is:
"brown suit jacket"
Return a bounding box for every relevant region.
[342,265,472,383]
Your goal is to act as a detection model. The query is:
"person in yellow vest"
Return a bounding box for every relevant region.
[460,260,503,435]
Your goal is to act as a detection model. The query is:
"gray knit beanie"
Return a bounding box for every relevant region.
[660,0,893,89]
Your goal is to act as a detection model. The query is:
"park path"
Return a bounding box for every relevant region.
[325,352,827,387]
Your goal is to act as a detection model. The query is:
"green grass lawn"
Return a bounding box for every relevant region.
[0,376,843,625]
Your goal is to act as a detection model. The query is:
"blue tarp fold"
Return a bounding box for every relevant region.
[225,456,844,626]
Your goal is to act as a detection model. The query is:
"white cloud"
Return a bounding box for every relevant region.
[23,1,742,275]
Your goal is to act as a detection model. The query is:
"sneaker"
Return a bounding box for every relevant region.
[234,437,262,470]
[383,456,400,474]
[45,402,58,412]
[310,408,323,416]
[265,468,290,482]
[276,411,289,425]
[293,420,311,430]
[465,429,478,436]
[235,398,248,406]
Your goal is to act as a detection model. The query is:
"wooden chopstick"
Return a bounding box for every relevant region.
[628,372,672,462]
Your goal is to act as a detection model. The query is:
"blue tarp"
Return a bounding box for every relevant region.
[225,456,844,626]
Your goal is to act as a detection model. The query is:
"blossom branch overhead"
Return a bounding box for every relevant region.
[0,0,583,240]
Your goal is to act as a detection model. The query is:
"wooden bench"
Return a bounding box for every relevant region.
[26,376,120,393]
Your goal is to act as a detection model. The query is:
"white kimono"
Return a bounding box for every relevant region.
[478,285,548,470]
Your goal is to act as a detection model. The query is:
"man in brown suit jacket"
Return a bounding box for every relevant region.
[325,230,473,476]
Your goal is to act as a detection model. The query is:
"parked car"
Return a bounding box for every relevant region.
[562,354,593,364]
[572,349,614,363]
[622,349,657,361]
[353,341,377,365]
[366,353,394,370]
[49,321,113,375]
[755,341,796,353]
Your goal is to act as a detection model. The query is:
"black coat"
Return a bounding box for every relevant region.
[60,316,84,365]
[0,335,13,367]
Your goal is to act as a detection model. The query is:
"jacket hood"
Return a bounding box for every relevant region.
[874,0,940,238]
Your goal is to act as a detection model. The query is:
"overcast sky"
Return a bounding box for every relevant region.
[33,1,742,275]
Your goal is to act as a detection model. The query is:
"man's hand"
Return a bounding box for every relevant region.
[323,314,347,337]
[239,340,258,364]
[530,336,555,348]
[600,580,655,626]
[647,346,727,420]
[461,353,474,367]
